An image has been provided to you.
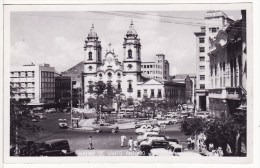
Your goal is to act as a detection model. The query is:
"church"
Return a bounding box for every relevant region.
[83,21,186,110]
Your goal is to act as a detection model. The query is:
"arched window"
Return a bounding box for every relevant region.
[128,49,132,58]
[88,52,93,60]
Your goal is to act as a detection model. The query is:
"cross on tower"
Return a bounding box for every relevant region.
[108,43,112,51]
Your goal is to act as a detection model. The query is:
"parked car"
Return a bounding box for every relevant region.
[35,139,76,156]
[58,119,68,129]
[10,139,76,156]
[137,132,159,143]
[195,112,210,119]
[149,141,183,156]
[135,119,158,129]
[31,116,40,122]
[93,123,119,133]
[46,108,57,113]
[139,137,169,156]
[35,113,47,119]
[135,125,161,134]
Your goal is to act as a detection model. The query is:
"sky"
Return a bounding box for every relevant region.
[10,10,242,75]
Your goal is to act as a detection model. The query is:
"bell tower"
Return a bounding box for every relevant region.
[83,23,102,105]
[123,20,142,99]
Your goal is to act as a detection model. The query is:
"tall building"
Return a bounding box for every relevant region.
[194,11,234,111]
[207,10,246,117]
[83,21,185,109]
[10,63,55,106]
[141,54,170,80]
[55,73,71,108]
[170,74,193,104]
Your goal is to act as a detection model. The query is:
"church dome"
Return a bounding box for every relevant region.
[126,20,138,37]
[87,23,98,40]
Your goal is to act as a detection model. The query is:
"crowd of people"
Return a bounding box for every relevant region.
[186,134,232,157]
[121,135,139,151]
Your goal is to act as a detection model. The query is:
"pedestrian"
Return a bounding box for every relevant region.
[133,140,138,151]
[209,142,214,152]
[190,137,195,150]
[217,147,224,157]
[121,135,126,147]
[187,137,191,149]
[128,137,134,151]
[196,139,201,152]
[88,136,93,150]
[226,143,232,156]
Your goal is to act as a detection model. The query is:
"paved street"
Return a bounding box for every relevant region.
[28,113,188,152]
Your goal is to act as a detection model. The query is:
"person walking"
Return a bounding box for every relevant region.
[121,135,126,147]
[217,147,224,157]
[88,136,93,150]
[190,137,195,150]
[187,137,191,149]
[133,140,138,151]
[128,137,134,151]
[209,142,214,152]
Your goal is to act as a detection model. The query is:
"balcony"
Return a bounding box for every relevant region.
[209,87,241,100]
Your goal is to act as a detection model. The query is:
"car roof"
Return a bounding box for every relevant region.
[44,139,68,144]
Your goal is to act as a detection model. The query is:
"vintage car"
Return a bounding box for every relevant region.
[139,137,169,156]
[135,125,161,134]
[150,141,183,156]
[58,119,68,129]
[135,119,158,129]
[11,139,76,156]
[195,112,210,119]
[137,132,159,143]
[93,123,119,133]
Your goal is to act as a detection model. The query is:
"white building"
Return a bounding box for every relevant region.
[194,11,234,111]
[141,54,170,80]
[10,63,55,106]
[83,21,185,109]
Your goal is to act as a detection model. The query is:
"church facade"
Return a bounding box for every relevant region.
[83,21,185,109]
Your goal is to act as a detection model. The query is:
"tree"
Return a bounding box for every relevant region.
[10,85,42,149]
[180,112,247,156]
[87,81,121,114]
[180,117,207,136]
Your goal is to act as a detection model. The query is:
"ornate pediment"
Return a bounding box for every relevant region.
[209,30,228,52]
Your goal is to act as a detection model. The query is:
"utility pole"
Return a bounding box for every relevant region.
[70,79,73,129]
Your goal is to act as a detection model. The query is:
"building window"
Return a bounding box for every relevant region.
[137,90,141,98]
[150,89,154,98]
[199,57,205,61]
[199,66,205,70]
[157,89,162,98]
[127,64,132,69]
[88,52,93,60]
[199,47,205,53]
[210,27,218,33]
[127,82,133,92]
[88,66,93,71]
[200,75,205,80]
[118,82,121,90]
[200,84,205,89]
[128,49,132,58]
[108,72,112,78]
[199,38,205,43]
